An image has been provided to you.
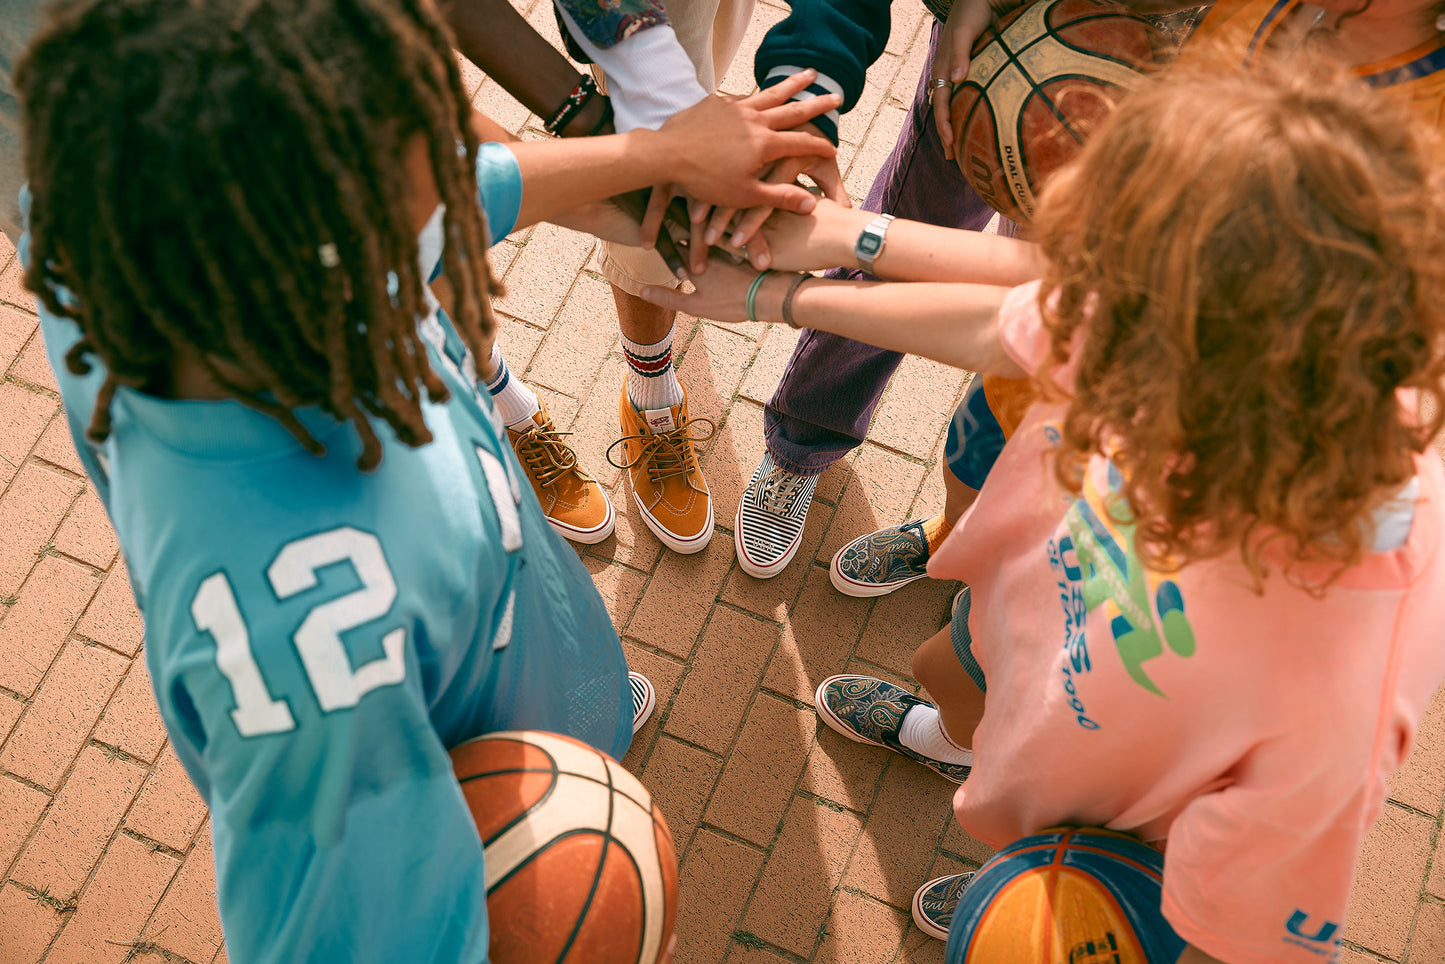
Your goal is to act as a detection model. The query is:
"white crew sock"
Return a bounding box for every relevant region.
[484,343,541,430]
[621,328,685,413]
[899,705,974,766]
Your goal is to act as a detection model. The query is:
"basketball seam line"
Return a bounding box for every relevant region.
[461,766,652,814]
[1041,13,1169,72]
[470,756,561,848]
[553,756,618,964]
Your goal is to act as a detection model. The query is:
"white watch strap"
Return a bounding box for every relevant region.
[856,213,895,274]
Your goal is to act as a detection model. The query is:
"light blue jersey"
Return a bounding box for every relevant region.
[28,144,629,964]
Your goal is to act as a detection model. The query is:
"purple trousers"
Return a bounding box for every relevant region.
[763,21,1010,476]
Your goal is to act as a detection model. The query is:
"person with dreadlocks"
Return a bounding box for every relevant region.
[15,0,837,959]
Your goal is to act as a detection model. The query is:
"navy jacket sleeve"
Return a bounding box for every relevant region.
[754,0,898,143]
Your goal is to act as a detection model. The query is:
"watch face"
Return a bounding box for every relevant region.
[859,235,882,257]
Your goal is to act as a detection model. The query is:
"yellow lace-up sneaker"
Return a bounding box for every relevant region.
[608,381,715,554]
[508,404,614,544]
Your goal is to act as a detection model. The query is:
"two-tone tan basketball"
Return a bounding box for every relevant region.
[950,0,1174,222]
[452,731,679,964]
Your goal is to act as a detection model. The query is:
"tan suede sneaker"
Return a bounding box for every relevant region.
[608,381,715,554]
[508,404,614,544]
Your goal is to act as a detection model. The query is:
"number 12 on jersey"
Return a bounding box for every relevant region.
[190,527,407,737]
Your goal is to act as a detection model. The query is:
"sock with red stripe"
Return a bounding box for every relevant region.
[621,327,684,413]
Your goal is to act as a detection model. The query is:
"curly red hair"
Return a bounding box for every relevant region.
[1030,58,1445,588]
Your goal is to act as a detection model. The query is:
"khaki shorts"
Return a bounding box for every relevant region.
[592,0,754,295]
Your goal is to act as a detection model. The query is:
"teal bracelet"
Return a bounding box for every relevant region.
[746,269,773,323]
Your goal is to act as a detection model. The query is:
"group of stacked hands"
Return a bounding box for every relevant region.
[12,0,1445,961]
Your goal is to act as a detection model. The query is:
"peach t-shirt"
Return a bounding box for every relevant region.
[928,282,1445,964]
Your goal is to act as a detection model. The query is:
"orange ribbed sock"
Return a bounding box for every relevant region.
[921,514,955,553]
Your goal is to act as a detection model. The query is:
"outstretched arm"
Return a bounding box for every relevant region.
[641,254,1026,376]
[745,198,1046,284]
[495,73,841,233]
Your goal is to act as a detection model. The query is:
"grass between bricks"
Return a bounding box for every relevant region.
[18,883,79,914]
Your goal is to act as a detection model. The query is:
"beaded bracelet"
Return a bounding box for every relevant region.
[781,273,811,329]
[544,76,598,136]
[746,269,774,323]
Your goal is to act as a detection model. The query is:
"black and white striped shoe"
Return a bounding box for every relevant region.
[630,672,656,735]
[734,452,818,579]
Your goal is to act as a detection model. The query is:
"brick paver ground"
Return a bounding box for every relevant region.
[3,2,1445,962]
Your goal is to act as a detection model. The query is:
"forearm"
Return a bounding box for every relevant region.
[869,222,1045,285]
[1175,945,1227,964]
[441,0,610,137]
[506,131,670,230]
[784,204,1047,285]
[754,274,1024,375]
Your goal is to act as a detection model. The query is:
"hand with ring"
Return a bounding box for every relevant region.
[931,0,1025,160]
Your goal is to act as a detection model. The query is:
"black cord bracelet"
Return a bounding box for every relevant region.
[585,96,614,137]
[544,76,597,136]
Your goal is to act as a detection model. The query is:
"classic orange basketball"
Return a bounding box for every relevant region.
[950,0,1174,222]
[451,731,679,964]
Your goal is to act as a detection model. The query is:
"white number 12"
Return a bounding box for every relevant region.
[190,527,406,737]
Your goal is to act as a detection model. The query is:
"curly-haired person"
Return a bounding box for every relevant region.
[645,63,1445,963]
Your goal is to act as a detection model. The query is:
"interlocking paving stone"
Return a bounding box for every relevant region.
[142,828,226,964]
[43,833,180,964]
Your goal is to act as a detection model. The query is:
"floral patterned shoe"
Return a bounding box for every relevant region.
[912,872,976,940]
[829,519,932,597]
[814,675,972,784]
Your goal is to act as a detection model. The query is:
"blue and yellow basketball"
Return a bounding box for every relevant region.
[948,827,1185,964]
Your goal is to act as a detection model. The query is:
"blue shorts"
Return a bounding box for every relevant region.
[945,377,1008,491]
[949,587,987,693]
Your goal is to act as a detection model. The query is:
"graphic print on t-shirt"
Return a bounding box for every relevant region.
[1047,457,1198,720]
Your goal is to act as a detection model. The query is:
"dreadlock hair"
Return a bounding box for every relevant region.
[18,0,503,471]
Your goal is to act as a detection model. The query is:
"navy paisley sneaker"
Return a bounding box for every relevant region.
[630,672,656,735]
[814,675,972,784]
[735,452,819,578]
[912,872,976,940]
[830,519,932,597]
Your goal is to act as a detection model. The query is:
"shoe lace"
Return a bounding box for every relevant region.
[607,417,717,491]
[756,466,809,515]
[513,416,592,488]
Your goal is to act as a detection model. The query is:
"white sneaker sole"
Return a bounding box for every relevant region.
[911,876,956,940]
[829,546,929,597]
[632,492,713,555]
[630,673,656,735]
[813,675,885,748]
[733,499,803,579]
[548,495,616,545]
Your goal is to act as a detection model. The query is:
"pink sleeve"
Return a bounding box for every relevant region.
[995,280,1050,372]
[1160,740,1386,964]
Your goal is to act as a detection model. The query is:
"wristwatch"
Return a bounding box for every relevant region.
[854,213,895,275]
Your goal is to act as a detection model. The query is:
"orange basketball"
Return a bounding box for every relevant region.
[451,731,679,964]
[950,0,1174,222]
